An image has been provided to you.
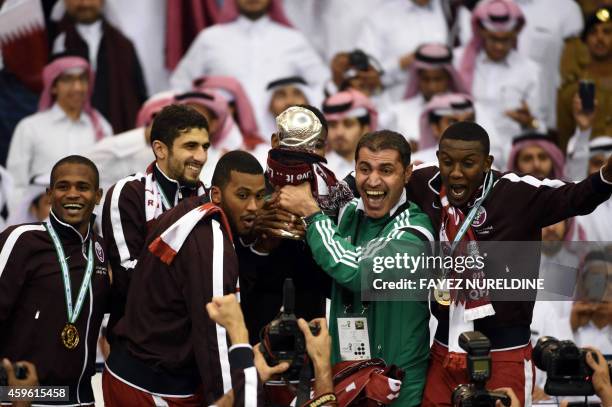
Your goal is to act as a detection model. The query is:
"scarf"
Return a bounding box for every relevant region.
[143,163,207,224]
[149,202,232,265]
[266,148,354,215]
[59,16,147,133]
[439,171,496,351]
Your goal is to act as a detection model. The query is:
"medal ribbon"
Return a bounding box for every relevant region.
[46,223,94,324]
[449,170,494,254]
[156,181,176,210]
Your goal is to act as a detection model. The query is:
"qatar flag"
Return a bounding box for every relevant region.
[0,0,48,92]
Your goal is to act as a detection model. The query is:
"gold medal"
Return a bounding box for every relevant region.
[434,287,451,306]
[61,323,80,350]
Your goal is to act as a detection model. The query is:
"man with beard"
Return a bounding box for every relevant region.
[405,121,612,406]
[102,174,237,406]
[208,149,329,345]
[0,155,109,405]
[102,104,209,338]
[507,132,566,179]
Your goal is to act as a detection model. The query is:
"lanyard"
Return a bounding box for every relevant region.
[46,222,94,324]
[449,171,494,254]
[156,181,176,210]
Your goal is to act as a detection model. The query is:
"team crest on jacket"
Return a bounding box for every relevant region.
[472,206,487,228]
[95,241,105,262]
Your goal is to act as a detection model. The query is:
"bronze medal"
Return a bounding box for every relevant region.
[61,323,80,350]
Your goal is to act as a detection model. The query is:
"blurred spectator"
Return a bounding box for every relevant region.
[564,88,612,241]
[194,75,263,148]
[457,0,547,153]
[571,251,612,354]
[0,0,48,166]
[261,76,312,139]
[387,43,468,143]
[86,91,174,191]
[303,0,387,62]
[557,6,612,151]
[170,0,327,133]
[516,0,584,128]
[507,132,565,179]
[174,90,244,186]
[322,89,377,179]
[52,0,148,133]
[6,55,112,215]
[413,93,499,165]
[356,0,472,100]
[5,173,49,228]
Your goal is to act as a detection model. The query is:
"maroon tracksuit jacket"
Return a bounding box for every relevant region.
[406,164,612,349]
[106,196,238,404]
[0,212,110,405]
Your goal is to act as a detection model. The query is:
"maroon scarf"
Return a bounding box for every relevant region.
[439,184,494,320]
[58,16,147,133]
[266,148,353,214]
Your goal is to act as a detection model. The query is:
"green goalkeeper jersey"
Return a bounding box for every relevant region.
[305,194,435,406]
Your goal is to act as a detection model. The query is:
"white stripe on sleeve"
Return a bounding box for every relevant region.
[0,225,45,278]
[212,219,232,393]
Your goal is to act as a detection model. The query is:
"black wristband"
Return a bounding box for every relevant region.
[302,210,323,230]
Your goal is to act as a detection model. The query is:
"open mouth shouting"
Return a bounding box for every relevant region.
[449,184,468,201]
[241,214,256,230]
[364,189,387,206]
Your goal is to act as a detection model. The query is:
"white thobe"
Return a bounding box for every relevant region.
[7,103,113,213]
[325,151,355,181]
[170,15,328,132]
[356,0,471,100]
[516,0,583,128]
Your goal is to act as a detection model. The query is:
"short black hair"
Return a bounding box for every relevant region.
[296,104,328,134]
[211,150,263,189]
[439,121,490,155]
[355,130,411,167]
[50,155,100,189]
[150,104,209,148]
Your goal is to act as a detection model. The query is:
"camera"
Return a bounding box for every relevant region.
[533,336,611,396]
[259,278,320,381]
[451,331,512,407]
[0,362,27,386]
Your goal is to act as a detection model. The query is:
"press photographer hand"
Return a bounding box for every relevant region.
[1,359,38,407]
[298,318,333,397]
[252,344,290,382]
[585,347,612,406]
[493,387,520,407]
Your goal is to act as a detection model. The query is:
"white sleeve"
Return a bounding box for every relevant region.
[560,0,584,39]
[565,127,591,181]
[293,33,329,87]
[169,31,211,91]
[356,17,405,87]
[525,61,548,133]
[6,119,33,214]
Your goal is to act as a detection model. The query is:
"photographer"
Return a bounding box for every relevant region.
[1,358,39,407]
[557,347,612,407]
[206,294,335,407]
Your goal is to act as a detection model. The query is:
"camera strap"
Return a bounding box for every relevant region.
[295,358,313,407]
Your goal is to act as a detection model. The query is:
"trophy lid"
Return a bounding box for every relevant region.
[276,106,324,153]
